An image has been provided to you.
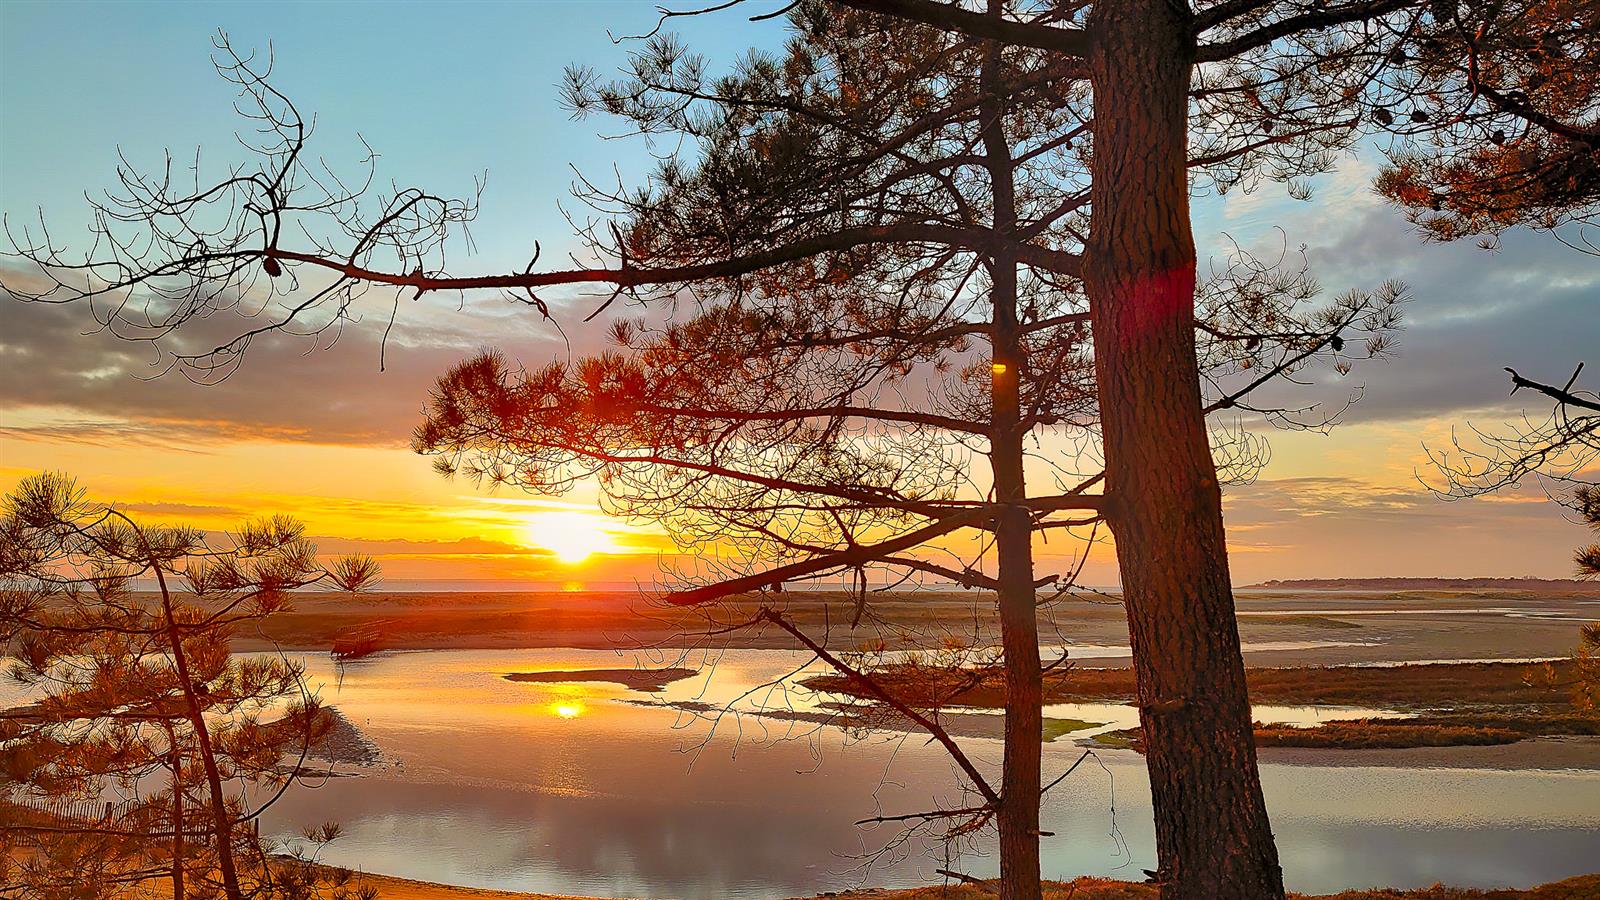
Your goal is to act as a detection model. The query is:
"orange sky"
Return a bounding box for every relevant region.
[0,412,1590,587]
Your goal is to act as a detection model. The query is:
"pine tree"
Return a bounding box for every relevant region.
[0,472,379,900]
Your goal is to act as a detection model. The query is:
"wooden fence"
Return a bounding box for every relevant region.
[2,792,261,843]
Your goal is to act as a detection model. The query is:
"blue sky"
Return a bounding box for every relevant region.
[1,1,786,267]
[2,0,1596,581]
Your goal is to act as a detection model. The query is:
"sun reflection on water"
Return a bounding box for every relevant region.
[550,701,586,719]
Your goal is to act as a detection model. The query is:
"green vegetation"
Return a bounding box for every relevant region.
[1041,718,1100,742]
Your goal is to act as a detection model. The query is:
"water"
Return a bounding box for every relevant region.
[249,648,1600,898]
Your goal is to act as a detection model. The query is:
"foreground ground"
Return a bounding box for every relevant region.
[350,871,1600,900]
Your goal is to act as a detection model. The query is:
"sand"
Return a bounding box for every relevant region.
[348,871,591,900]
[1258,735,1600,770]
[344,871,1600,900]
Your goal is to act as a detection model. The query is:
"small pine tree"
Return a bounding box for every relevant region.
[1575,485,1600,579]
[1568,486,1600,712]
[0,472,379,900]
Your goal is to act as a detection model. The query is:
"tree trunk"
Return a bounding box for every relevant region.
[994,496,1042,900]
[982,30,1044,900]
[992,261,1043,900]
[154,565,244,900]
[1083,3,1285,897]
[169,740,185,900]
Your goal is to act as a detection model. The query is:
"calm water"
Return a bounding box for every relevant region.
[251,648,1600,898]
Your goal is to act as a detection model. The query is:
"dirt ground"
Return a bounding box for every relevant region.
[346,871,1600,900]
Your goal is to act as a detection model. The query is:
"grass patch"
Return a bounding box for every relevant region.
[1087,728,1144,751]
[1041,718,1100,742]
[1254,721,1523,749]
[1402,711,1600,736]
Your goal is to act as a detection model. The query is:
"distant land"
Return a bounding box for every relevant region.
[1245,577,1598,592]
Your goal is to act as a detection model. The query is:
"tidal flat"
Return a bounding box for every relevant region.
[203,587,1600,898]
[10,587,1594,897]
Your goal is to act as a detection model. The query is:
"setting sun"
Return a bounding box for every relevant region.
[520,512,620,564]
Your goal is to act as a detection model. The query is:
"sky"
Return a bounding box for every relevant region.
[2,0,1596,587]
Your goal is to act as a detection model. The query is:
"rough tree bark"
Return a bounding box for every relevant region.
[1083,2,1285,897]
[982,31,1045,900]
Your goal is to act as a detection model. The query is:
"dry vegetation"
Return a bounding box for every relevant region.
[802,660,1581,708]
[806,659,1600,751]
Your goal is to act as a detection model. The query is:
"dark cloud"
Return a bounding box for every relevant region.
[1210,184,1600,428]
[0,281,544,448]
[1312,214,1598,423]
[0,260,633,448]
[5,190,1592,454]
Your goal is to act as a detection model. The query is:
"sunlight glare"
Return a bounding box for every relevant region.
[520,511,619,564]
[550,701,586,719]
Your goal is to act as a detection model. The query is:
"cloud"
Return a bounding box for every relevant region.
[1217,473,1594,580]
[1193,145,1598,429]
[0,282,524,447]
[117,501,248,518]
[0,255,645,448]
[1324,226,1596,424]
[1200,216,1598,428]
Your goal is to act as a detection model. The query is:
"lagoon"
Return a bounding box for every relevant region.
[258,648,1600,898]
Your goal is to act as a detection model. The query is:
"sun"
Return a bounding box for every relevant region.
[520,511,619,565]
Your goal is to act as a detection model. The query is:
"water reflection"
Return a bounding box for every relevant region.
[253,649,1599,898]
[550,700,586,719]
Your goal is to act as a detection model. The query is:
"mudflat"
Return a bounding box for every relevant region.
[501,667,696,691]
[231,587,1598,665]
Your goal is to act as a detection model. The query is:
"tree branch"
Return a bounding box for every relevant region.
[829,0,1091,56]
